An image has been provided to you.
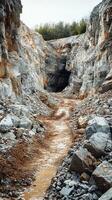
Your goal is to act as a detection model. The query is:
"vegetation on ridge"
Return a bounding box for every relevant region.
[35,19,87,40]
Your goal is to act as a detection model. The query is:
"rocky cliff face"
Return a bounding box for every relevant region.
[0,0,55,117]
[0,0,111,102]
[0,0,112,199]
[0,1,59,192]
[0,0,111,139]
[0,0,59,155]
[46,0,112,98]
[0,0,22,71]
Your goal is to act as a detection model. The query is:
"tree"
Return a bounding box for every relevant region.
[70,21,79,35]
[78,19,87,34]
[35,19,87,41]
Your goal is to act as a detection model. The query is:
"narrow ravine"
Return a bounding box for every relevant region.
[23,98,78,200]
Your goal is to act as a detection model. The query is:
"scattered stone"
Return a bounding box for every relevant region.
[64,179,77,187]
[80,172,90,181]
[2,132,16,141]
[102,79,112,93]
[60,186,74,196]
[92,193,99,200]
[108,99,112,107]
[70,146,96,173]
[99,188,112,200]
[28,130,35,137]
[88,185,98,192]
[19,117,32,129]
[75,128,85,135]
[86,116,110,139]
[105,140,112,152]
[10,105,29,117]
[15,128,25,138]
[0,115,14,133]
[93,161,112,191]
[78,116,88,128]
[84,132,111,157]
[0,114,20,134]
[81,193,93,200]
[10,114,20,127]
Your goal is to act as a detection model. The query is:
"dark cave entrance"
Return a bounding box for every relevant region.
[44,56,71,93]
[45,68,71,92]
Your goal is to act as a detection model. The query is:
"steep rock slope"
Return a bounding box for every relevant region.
[0,0,53,116]
[47,0,112,98]
[0,1,59,197]
[0,0,59,162]
[0,0,111,199]
[0,0,111,106]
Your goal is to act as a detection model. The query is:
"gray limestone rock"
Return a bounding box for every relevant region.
[60,186,74,197]
[69,146,96,173]
[0,115,13,133]
[99,188,112,200]
[84,132,111,157]
[0,114,20,133]
[86,116,110,139]
[93,161,112,191]
[19,117,32,129]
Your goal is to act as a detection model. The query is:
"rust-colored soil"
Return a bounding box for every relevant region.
[0,96,82,199]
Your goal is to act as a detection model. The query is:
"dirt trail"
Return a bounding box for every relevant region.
[23,98,78,200]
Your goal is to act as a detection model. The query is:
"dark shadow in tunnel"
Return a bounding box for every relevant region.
[44,57,71,92]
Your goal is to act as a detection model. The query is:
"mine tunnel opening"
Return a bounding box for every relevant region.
[46,69,71,93]
[44,56,71,92]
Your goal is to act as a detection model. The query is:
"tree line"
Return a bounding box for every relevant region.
[35,19,87,41]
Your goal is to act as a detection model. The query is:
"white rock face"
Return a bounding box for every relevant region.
[47,0,112,97]
[0,0,111,108]
[0,0,111,139]
[6,23,46,97]
[0,22,53,117]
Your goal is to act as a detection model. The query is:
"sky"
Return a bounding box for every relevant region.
[21,0,102,28]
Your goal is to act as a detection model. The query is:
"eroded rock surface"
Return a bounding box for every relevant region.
[0,0,112,199]
[46,0,112,97]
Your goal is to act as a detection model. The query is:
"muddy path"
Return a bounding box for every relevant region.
[23,97,78,200]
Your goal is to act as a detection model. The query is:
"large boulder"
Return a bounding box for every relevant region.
[86,116,110,139]
[93,161,112,191]
[99,188,112,200]
[69,146,96,173]
[84,132,112,157]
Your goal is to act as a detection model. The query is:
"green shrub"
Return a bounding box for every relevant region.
[35,19,87,41]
